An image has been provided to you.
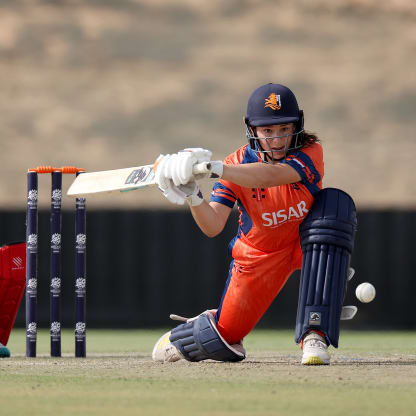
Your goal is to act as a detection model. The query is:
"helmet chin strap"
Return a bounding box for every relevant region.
[255,141,285,164]
[259,143,276,163]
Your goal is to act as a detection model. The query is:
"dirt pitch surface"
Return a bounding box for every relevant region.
[1,329,415,416]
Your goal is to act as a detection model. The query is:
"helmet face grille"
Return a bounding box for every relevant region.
[246,125,305,163]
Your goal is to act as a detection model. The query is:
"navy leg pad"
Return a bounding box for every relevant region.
[295,188,357,347]
[169,313,245,362]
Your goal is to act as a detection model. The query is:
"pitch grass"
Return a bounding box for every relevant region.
[1,330,416,416]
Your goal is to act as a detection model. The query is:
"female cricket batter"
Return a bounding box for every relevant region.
[152,83,354,365]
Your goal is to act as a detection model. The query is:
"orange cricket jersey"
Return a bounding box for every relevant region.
[210,142,324,344]
[211,142,324,259]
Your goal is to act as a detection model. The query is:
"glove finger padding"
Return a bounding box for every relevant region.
[154,154,171,191]
[158,149,218,186]
[163,153,178,184]
[181,148,212,163]
[180,148,215,182]
[173,152,195,186]
[155,155,187,205]
[161,152,194,186]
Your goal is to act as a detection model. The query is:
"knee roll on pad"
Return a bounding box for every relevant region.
[295,188,357,347]
[169,312,245,362]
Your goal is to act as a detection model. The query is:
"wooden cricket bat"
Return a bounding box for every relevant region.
[66,162,212,196]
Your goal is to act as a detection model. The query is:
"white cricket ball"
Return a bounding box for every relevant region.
[355,283,376,303]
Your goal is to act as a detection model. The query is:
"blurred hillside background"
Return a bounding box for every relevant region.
[2,0,416,329]
[1,0,415,209]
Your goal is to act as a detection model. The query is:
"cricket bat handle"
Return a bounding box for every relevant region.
[192,161,212,175]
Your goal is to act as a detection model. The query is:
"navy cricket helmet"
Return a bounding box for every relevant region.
[245,83,304,161]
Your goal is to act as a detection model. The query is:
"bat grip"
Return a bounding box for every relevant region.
[192,162,211,174]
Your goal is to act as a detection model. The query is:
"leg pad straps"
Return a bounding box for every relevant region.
[170,312,245,362]
[295,188,357,347]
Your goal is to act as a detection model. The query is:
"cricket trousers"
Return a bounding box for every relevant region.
[215,238,302,345]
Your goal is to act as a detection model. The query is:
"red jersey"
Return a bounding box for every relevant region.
[211,142,324,254]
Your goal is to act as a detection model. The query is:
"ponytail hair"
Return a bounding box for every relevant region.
[301,131,320,148]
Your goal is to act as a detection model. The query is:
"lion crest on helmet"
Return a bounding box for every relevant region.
[264,93,281,110]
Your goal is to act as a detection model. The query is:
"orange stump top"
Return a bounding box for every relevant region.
[28,166,85,174]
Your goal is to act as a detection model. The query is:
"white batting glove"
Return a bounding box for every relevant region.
[159,180,203,207]
[163,183,185,205]
[155,150,200,187]
[181,148,212,164]
[161,148,223,186]
[154,154,171,191]
[155,154,185,205]
[155,149,223,189]
[181,148,223,181]
[170,148,211,185]
[180,182,204,207]
[155,155,204,206]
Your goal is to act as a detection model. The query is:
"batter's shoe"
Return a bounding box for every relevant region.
[152,331,183,363]
[301,331,330,365]
[0,342,10,358]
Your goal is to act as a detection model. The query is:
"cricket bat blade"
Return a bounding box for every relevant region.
[67,162,212,196]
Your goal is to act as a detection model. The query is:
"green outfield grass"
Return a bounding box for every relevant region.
[1,329,416,416]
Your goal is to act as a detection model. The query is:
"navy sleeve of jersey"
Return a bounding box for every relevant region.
[210,182,237,208]
[282,150,321,195]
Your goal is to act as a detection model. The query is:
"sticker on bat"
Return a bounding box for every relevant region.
[125,167,153,185]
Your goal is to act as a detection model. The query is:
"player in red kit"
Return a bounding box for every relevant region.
[152,83,356,365]
[0,242,26,357]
